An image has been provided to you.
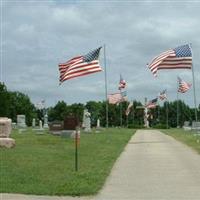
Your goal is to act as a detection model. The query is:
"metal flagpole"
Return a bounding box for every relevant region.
[119,89,122,127]
[177,77,179,128]
[166,100,169,129]
[190,44,198,121]
[103,44,109,128]
[191,64,198,122]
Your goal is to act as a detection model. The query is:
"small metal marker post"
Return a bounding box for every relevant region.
[75,126,80,172]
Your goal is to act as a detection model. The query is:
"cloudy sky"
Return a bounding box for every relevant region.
[1,0,200,107]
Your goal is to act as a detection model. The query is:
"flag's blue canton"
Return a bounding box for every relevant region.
[174,44,192,57]
[83,47,102,62]
[151,98,158,103]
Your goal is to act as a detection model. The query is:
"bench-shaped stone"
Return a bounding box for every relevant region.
[183,121,191,131]
[191,121,200,131]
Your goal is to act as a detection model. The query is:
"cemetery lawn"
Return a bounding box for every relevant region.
[0,128,135,196]
[162,128,200,154]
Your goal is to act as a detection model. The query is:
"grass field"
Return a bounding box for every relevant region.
[0,128,135,196]
[162,128,200,154]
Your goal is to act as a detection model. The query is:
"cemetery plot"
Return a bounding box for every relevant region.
[0,128,135,196]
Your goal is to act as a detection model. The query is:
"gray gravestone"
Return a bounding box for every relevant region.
[43,114,49,129]
[17,115,26,128]
[0,117,15,148]
[82,109,91,132]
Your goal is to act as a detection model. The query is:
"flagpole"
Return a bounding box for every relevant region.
[119,89,122,127]
[166,100,169,129]
[189,44,198,122]
[104,44,109,128]
[191,64,198,122]
[177,77,179,128]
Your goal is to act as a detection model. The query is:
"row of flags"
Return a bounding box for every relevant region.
[57,43,194,120]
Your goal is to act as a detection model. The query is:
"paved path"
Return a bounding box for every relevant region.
[2,130,200,200]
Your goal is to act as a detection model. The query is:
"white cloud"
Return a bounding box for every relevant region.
[2,1,200,107]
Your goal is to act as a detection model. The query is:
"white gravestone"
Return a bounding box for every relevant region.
[43,114,48,129]
[17,115,27,128]
[82,109,91,132]
[97,119,100,128]
[39,120,43,130]
[0,117,15,148]
[32,118,36,127]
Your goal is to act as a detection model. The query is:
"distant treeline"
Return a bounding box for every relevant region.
[1,82,199,127]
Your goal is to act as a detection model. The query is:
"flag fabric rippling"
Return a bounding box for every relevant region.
[59,47,102,83]
[148,44,192,77]
[158,89,167,101]
[118,74,126,90]
[178,77,192,93]
[108,91,127,104]
[125,102,133,116]
[146,98,158,109]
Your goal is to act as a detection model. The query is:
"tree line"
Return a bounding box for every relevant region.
[1,82,199,128]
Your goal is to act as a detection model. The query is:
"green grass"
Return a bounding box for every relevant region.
[161,128,200,154]
[0,128,135,196]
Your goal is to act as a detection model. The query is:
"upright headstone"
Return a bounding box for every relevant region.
[49,121,63,135]
[97,119,100,128]
[32,118,36,127]
[63,116,79,138]
[82,109,91,132]
[39,120,43,130]
[43,114,49,129]
[17,115,26,128]
[0,117,15,148]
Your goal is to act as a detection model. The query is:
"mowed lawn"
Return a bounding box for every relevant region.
[0,128,134,196]
[162,128,200,154]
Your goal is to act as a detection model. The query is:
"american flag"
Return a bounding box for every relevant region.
[35,100,45,110]
[59,47,102,83]
[125,102,133,116]
[178,77,192,93]
[146,98,158,109]
[108,91,127,104]
[118,74,126,90]
[148,44,192,77]
[158,89,167,101]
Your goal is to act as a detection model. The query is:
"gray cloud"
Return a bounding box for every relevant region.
[1,1,200,107]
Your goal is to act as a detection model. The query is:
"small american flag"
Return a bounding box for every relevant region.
[108,91,127,104]
[125,102,133,116]
[118,74,126,90]
[158,89,167,101]
[59,47,102,83]
[178,77,192,93]
[148,44,192,77]
[146,98,158,109]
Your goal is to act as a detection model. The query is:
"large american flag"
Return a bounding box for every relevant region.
[178,77,192,93]
[59,47,102,83]
[148,44,192,77]
[118,74,126,90]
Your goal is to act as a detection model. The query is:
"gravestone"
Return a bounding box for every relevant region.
[97,119,100,128]
[0,117,15,148]
[43,114,49,129]
[39,120,43,129]
[62,116,79,138]
[183,121,191,131]
[32,118,36,127]
[49,121,63,135]
[17,115,27,128]
[82,109,91,132]
[192,121,200,131]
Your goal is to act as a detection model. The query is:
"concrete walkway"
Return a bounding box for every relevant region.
[2,130,200,200]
